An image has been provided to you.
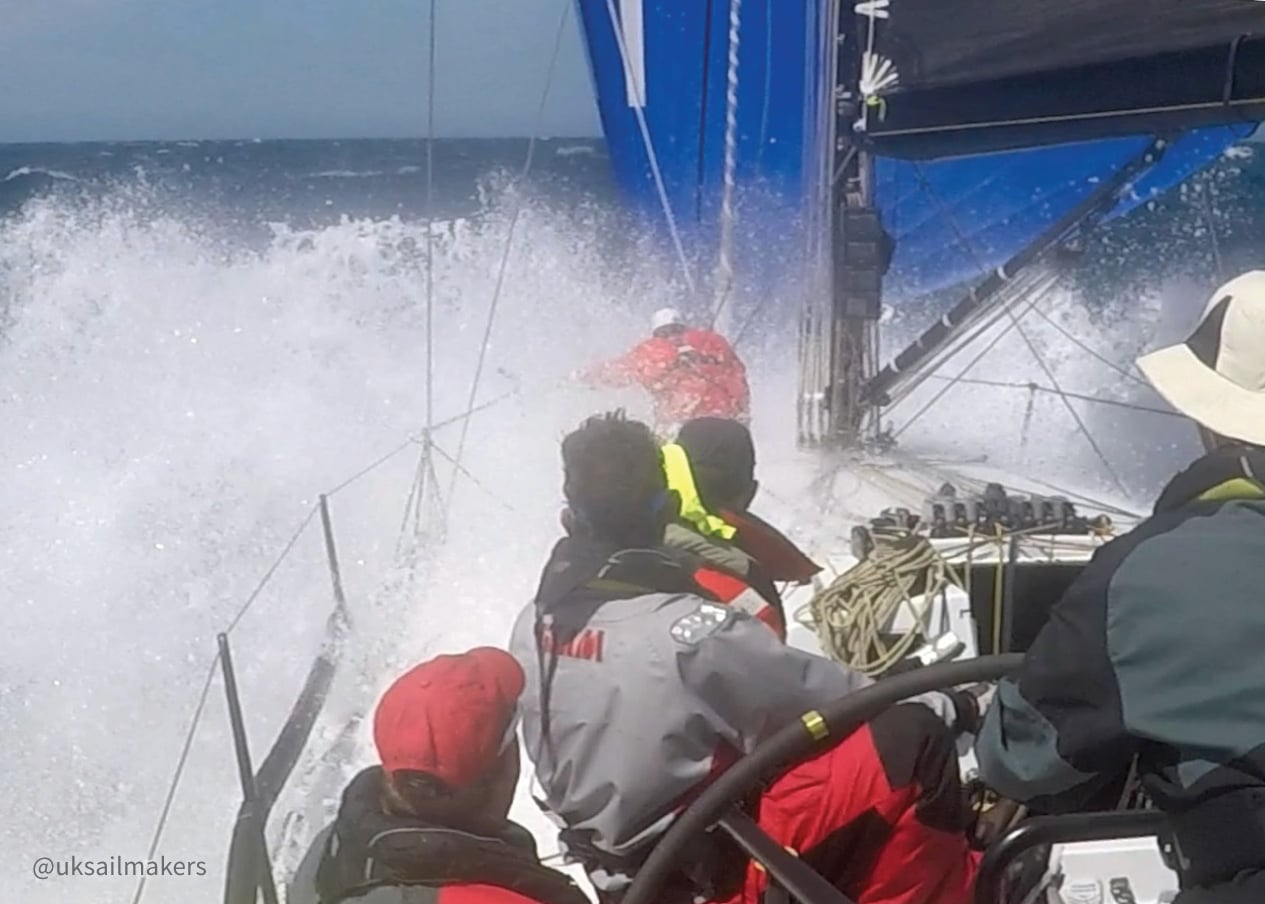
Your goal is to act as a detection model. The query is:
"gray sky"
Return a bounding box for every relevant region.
[0,0,600,142]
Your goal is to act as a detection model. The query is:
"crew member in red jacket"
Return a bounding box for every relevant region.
[287,648,589,904]
[575,307,750,433]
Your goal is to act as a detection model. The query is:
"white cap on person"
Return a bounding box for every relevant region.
[651,307,685,333]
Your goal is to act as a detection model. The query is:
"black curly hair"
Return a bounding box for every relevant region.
[561,410,668,548]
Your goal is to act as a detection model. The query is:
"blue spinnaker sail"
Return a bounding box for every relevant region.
[576,0,1256,304]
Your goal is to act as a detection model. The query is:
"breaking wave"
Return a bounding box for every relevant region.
[0,166,1236,902]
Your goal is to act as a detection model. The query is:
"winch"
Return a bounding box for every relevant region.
[867,482,1111,540]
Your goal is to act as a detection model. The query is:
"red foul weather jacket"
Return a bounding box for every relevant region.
[720,703,981,904]
[579,329,750,427]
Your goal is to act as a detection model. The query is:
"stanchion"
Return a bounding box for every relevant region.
[396,431,447,556]
[319,494,350,624]
[219,634,280,904]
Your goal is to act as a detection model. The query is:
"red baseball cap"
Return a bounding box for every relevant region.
[373,646,526,790]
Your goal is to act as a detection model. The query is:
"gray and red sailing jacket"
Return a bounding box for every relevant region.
[508,536,964,898]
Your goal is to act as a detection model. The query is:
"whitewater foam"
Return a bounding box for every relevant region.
[0,177,1210,903]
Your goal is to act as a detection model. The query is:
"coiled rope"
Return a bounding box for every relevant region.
[799,529,965,676]
[796,520,1114,677]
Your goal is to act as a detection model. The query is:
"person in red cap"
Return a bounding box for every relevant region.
[287,647,589,904]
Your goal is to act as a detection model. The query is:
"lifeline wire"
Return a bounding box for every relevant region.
[222,504,322,635]
[999,301,1129,497]
[891,284,1051,440]
[430,440,523,515]
[136,389,524,903]
[130,656,221,904]
[324,435,421,498]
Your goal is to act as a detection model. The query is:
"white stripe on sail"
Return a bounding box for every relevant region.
[620,0,647,108]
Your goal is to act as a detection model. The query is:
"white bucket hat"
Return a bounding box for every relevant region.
[1136,270,1265,446]
[651,307,685,332]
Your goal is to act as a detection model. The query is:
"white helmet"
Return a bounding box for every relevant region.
[651,307,685,332]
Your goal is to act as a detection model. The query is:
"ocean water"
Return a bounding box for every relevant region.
[2,136,1263,903]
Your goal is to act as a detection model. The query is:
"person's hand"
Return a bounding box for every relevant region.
[971,794,1026,849]
[962,681,996,716]
[945,682,997,736]
[945,689,982,736]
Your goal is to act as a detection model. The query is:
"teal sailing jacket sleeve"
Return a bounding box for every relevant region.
[973,537,1140,812]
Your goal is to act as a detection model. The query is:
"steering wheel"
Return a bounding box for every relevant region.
[619,654,1025,904]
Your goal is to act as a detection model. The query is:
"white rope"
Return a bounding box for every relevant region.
[712,0,743,330]
[797,522,1109,676]
[602,0,697,293]
[797,532,952,676]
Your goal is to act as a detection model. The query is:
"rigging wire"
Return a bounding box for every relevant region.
[1025,305,1151,389]
[925,375,1184,419]
[900,162,1128,497]
[1199,176,1227,283]
[890,284,1050,440]
[446,0,571,510]
[754,0,773,170]
[425,0,437,433]
[136,7,580,891]
[601,0,697,294]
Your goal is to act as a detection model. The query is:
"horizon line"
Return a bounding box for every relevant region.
[0,133,605,147]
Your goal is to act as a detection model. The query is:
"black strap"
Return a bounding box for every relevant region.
[763,886,793,904]
[1167,788,1265,886]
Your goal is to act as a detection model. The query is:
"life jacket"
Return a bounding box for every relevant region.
[660,443,737,540]
[314,767,589,904]
[1154,447,1265,513]
[660,522,786,640]
[719,508,823,586]
[693,562,786,640]
[660,443,800,635]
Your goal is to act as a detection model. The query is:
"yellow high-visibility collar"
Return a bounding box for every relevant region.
[661,443,737,540]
